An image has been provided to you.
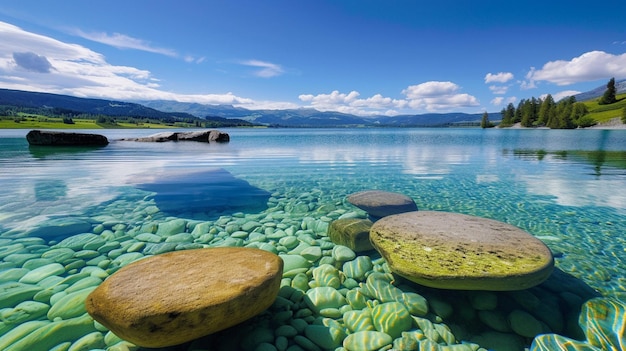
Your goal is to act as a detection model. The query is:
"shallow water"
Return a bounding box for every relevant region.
[0,128,625,350]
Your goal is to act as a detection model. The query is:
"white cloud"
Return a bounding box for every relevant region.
[239,59,284,78]
[299,90,405,115]
[552,90,581,101]
[71,29,178,57]
[0,21,260,106]
[491,97,504,105]
[485,72,514,83]
[401,81,479,111]
[526,50,626,86]
[489,85,508,94]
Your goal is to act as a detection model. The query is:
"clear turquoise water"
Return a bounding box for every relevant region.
[1,128,625,349]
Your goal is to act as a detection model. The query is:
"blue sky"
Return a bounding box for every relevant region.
[1,0,625,116]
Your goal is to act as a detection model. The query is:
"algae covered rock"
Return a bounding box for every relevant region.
[370,211,554,290]
[85,247,283,348]
[347,190,417,218]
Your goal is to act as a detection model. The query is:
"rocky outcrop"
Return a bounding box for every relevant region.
[121,130,229,142]
[369,211,554,291]
[26,130,109,146]
[347,190,417,219]
[85,247,283,348]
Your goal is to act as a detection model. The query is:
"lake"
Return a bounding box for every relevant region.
[0,128,625,350]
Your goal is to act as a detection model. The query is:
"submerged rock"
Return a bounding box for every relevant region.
[370,211,554,290]
[328,218,374,252]
[85,247,283,348]
[26,130,109,146]
[347,190,417,219]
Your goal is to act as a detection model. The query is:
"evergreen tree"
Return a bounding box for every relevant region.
[538,94,555,126]
[622,106,626,124]
[598,77,617,105]
[480,112,491,128]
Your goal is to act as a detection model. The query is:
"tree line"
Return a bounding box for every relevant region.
[498,95,594,129]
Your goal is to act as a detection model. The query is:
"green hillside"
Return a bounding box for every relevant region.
[583,93,626,123]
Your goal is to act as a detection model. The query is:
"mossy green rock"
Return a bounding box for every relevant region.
[327,218,374,252]
[370,211,554,291]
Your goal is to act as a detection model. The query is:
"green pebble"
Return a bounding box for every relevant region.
[508,309,543,338]
[0,268,29,283]
[0,320,51,350]
[275,336,289,351]
[68,331,105,351]
[134,233,162,243]
[275,325,298,337]
[293,335,322,351]
[346,289,369,310]
[64,260,86,272]
[47,287,96,320]
[399,292,429,317]
[65,276,102,293]
[291,318,310,333]
[4,313,95,351]
[319,308,342,318]
[371,302,412,338]
[304,287,347,313]
[342,331,392,351]
[311,264,341,289]
[255,342,278,351]
[19,263,65,284]
[342,256,373,281]
[332,245,356,262]
[305,325,346,349]
[97,241,120,254]
[155,218,187,236]
[0,282,42,309]
[22,258,55,270]
[343,309,375,333]
[279,236,299,249]
[300,246,322,262]
[125,242,146,253]
[0,301,50,324]
[111,252,144,267]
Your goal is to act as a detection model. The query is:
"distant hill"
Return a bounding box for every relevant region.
[0,89,197,122]
[139,100,493,127]
[573,78,626,102]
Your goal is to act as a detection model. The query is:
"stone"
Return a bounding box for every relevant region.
[342,331,393,351]
[371,302,412,338]
[26,130,109,146]
[304,287,347,313]
[369,211,554,291]
[121,130,229,143]
[85,247,283,348]
[328,218,374,252]
[347,190,417,218]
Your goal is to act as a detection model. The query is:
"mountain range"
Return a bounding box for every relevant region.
[1,78,624,127]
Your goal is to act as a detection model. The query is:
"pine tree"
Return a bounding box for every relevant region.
[599,77,617,105]
[481,112,491,128]
[622,106,626,124]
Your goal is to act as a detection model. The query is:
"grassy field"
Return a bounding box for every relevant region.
[583,93,626,123]
[0,114,186,129]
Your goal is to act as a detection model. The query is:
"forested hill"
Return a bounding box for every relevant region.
[0,88,196,121]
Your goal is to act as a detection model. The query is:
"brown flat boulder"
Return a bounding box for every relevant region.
[26,130,109,146]
[85,247,283,347]
[370,211,554,291]
[347,190,417,218]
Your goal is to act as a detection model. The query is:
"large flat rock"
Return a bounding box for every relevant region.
[26,130,108,146]
[85,247,283,347]
[370,211,554,291]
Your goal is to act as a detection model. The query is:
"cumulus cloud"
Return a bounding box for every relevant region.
[401,81,479,111]
[299,81,479,115]
[491,97,504,105]
[12,52,53,73]
[239,59,284,78]
[72,29,178,57]
[526,50,626,86]
[485,72,514,83]
[488,85,508,94]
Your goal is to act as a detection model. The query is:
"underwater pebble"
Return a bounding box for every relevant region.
[67,331,105,351]
[332,245,356,262]
[508,309,543,338]
[371,302,412,338]
[304,287,347,313]
[342,331,392,351]
[342,256,373,281]
[0,282,42,309]
[47,286,96,320]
